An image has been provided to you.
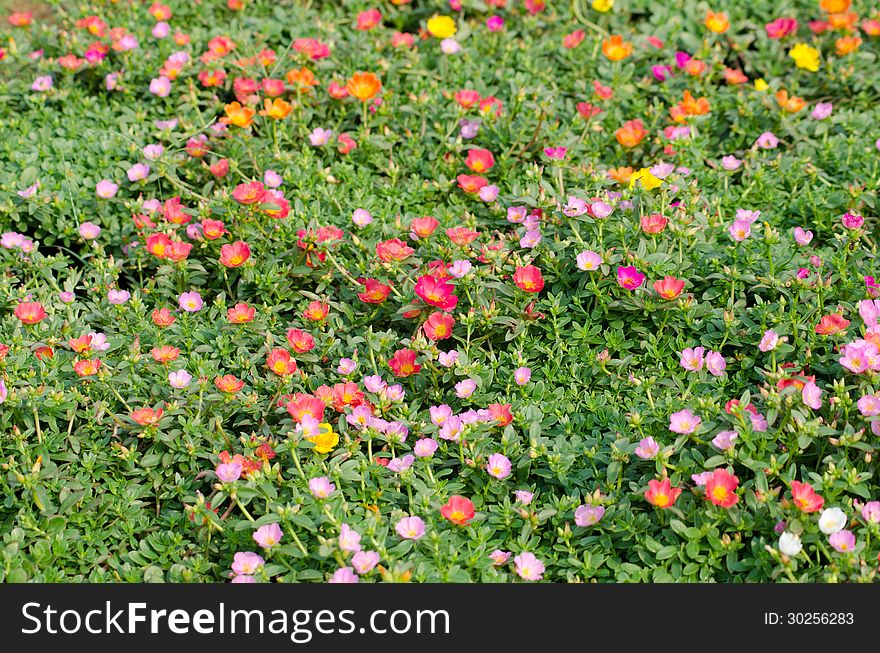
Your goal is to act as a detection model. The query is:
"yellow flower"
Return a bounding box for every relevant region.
[629,168,662,191]
[592,0,613,12]
[754,78,769,92]
[789,43,820,72]
[427,15,457,39]
[307,423,339,454]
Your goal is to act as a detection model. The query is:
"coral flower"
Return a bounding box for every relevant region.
[414,275,459,311]
[602,35,632,61]
[376,238,415,262]
[357,278,392,304]
[488,403,514,426]
[410,216,440,239]
[73,359,102,377]
[440,495,475,525]
[151,345,180,363]
[286,393,326,423]
[220,101,255,128]
[388,348,421,377]
[131,407,163,426]
[616,266,645,290]
[266,348,297,376]
[215,374,245,394]
[456,174,488,194]
[645,478,682,508]
[653,276,686,300]
[14,301,47,324]
[705,11,730,33]
[513,265,544,293]
[563,29,586,49]
[423,312,455,340]
[232,181,266,204]
[285,328,315,353]
[790,480,825,513]
[641,213,668,234]
[346,72,381,102]
[615,119,648,147]
[705,469,739,508]
[775,90,806,113]
[835,36,861,56]
[815,313,849,335]
[219,241,251,268]
[227,302,255,323]
[465,148,495,173]
[303,300,330,322]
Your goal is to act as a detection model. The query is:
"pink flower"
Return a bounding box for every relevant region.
[388,454,415,473]
[127,163,150,182]
[859,299,880,326]
[216,462,242,482]
[252,523,283,549]
[479,184,500,202]
[861,501,880,523]
[513,552,545,581]
[793,227,813,245]
[705,351,727,376]
[178,291,203,312]
[486,453,512,480]
[721,155,741,170]
[857,394,880,416]
[577,250,603,271]
[812,103,833,120]
[828,530,856,553]
[759,329,780,352]
[95,179,118,198]
[712,430,738,451]
[352,208,373,226]
[31,75,53,92]
[514,367,531,385]
[669,409,701,434]
[308,476,336,498]
[590,201,614,218]
[395,516,426,540]
[574,504,605,527]
[728,219,751,241]
[635,437,660,459]
[231,551,264,575]
[414,438,439,457]
[149,76,171,97]
[756,131,779,148]
[802,381,822,410]
[329,567,359,583]
[351,550,380,574]
[455,379,477,398]
[79,222,101,240]
[338,523,362,552]
[680,347,705,371]
[489,550,511,566]
[514,490,534,505]
[616,265,645,290]
[107,289,130,304]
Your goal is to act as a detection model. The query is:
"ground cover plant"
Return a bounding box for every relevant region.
[1,0,880,583]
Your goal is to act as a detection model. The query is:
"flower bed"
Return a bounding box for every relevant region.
[1,0,879,583]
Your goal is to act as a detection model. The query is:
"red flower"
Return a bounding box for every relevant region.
[131,406,163,426]
[645,478,682,508]
[388,348,421,377]
[513,265,544,293]
[790,480,824,513]
[815,313,849,335]
[286,328,316,353]
[219,240,251,268]
[653,276,686,300]
[705,468,739,508]
[376,238,414,262]
[357,278,392,304]
[576,102,602,119]
[465,148,495,173]
[414,275,459,311]
[14,301,47,325]
[266,348,297,376]
[488,403,514,426]
[440,495,475,525]
[423,312,455,341]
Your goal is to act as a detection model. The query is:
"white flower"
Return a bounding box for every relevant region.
[779,532,802,557]
[818,507,847,534]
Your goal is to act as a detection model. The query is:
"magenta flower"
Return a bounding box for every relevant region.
[253,523,283,549]
[395,516,426,540]
[669,409,701,434]
[841,213,864,229]
[486,16,504,31]
[616,265,645,290]
[487,453,512,480]
[513,552,545,581]
[574,504,605,527]
[308,476,336,498]
[543,146,567,160]
[231,551,265,575]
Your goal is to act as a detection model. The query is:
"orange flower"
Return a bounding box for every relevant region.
[775,90,806,113]
[259,97,292,119]
[346,72,381,102]
[73,358,102,377]
[819,0,850,14]
[303,300,330,322]
[815,313,850,335]
[827,11,858,31]
[670,90,711,122]
[723,68,749,85]
[607,166,634,184]
[151,345,180,363]
[214,374,245,394]
[131,406,163,426]
[266,348,297,376]
[705,11,730,33]
[602,35,632,61]
[286,67,317,89]
[835,35,862,55]
[615,119,648,147]
[220,101,254,128]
